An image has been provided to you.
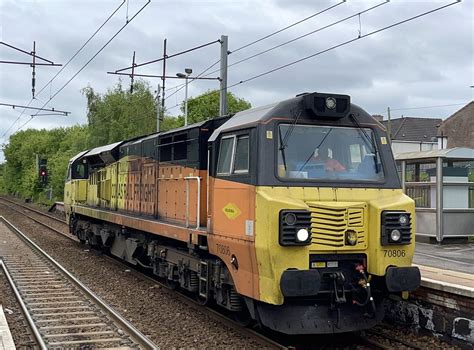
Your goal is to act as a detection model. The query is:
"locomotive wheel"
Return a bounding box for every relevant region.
[195,295,208,305]
[232,309,252,326]
[166,278,178,290]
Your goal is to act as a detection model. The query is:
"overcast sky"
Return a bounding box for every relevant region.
[0,0,472,160]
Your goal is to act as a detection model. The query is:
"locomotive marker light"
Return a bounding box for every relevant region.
[390,229,402,243]
[398,214,409,225]
[284,212,297,226]
[325,97,337,110]
[296,228,309,242]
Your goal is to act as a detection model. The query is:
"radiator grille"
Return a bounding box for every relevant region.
[307,202,367,250]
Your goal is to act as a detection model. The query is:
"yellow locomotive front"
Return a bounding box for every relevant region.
[213,92,421,334]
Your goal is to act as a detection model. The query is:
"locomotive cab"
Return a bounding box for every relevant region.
[208,92,420,334]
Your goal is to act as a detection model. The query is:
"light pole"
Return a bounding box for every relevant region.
[176,68,192,126]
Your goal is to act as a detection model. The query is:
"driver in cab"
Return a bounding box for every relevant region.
[310,146,346,172]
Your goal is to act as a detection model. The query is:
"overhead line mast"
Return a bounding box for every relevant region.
[1,0,127,141]
[14,0,151,134]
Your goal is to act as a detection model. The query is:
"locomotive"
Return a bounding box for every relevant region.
[64,92,420,334]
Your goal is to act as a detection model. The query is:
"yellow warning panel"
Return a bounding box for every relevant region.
[222,203,242,220]
[311,261,326,268]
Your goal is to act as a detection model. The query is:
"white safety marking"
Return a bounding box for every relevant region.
[245,220,254,236]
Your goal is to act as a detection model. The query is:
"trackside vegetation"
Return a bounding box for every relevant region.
[0,80,250,202]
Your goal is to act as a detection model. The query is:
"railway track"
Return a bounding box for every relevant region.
[0,216,157,349]
[358,329,424,349]
[0,197,289,349]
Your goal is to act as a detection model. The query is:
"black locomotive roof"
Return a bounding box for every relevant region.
[209,92,385,142]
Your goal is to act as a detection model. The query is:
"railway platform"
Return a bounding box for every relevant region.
[386,243,474,347]
[414,241,474,275]
[0,305,15,350]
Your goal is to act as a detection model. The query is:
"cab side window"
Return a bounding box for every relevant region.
[217,137,234,175]
[217,134,249,176]
[234,136,249,173]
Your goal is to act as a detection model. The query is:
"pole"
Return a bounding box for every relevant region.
[387,106,392,142]
[130,51,136,93]
[184,75,188,126]
[31,41,36,99]
[156,83,161,132]
[219,35,228,117]
[401,160,406,193]
[35,154,39,176]
[435,156,443,243]
[161,39,167,123]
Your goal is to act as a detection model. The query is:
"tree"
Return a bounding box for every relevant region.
[183,90,251,125]
[83,80,158,147]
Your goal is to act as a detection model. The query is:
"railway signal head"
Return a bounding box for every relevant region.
[39,164,48,184]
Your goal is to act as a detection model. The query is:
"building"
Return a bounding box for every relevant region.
[437,101,474,148]
[381,117,442,154]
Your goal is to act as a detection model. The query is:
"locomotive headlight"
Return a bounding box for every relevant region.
[325,97,337,110]
[390,229,401,242]
[296,229,309,242]
[381,211,411,246]
[399,214,409,226]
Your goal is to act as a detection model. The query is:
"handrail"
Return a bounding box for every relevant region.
[184,176,201,230]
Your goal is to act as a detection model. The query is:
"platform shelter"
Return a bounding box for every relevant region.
[395,148,474,242]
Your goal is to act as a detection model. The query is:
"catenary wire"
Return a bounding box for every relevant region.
[227,1,460,92]
[163,1,345,99]
[1,0,127,140]
[14,0,151,133]
[377,102,469,114]
[165,0,460,113]
[192,1,389,82]
[231,0,345,54]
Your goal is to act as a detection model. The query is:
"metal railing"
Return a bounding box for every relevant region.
[405,182,474,208]
[184,176,201,229]
[405,183,431,208]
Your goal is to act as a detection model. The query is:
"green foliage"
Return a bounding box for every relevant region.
[1,81,251,202]
[83,80,158,147]
[2,126,89,201]
[160,116,184,132]
[183,90,251,124]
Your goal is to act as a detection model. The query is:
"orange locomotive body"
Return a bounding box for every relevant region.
[65,92,420,334]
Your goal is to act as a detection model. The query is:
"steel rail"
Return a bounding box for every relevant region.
[0,260,47,350]
[1,198,287,348]
[358,328,424,350]
[0,199,74,242]
[0,197,66,224]
[0,216,158,349]
[103,255,289,350]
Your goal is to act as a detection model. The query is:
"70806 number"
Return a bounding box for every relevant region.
[383,249,406,258]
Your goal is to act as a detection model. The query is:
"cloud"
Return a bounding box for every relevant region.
[0,0,472,162]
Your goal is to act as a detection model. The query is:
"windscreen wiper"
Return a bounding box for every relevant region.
[279,109,302,170]
[298,128,333,172]
[349,113,380,170]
